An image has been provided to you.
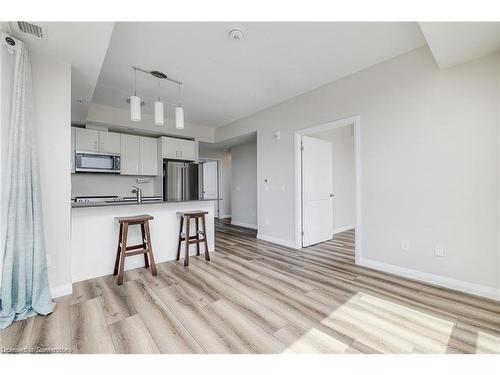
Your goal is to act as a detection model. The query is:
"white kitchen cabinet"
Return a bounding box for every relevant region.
[161,136,179,159]
[178,138,196,161]
[120,134,159,176]
[99,131,121,154]
[140,137,159,176]
[75,128,99,152]
[71,127,76,173]
[120,134,140,175]
[75,128,120,154]
[161,136,196,161]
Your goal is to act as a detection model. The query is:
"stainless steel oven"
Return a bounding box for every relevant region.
[75,151,121,173]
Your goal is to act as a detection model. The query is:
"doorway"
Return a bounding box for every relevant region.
[294,116,361,263]
[200,159,221,218]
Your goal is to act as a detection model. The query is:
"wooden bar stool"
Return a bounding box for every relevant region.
[114,214,157,285]
[176,210,210,266]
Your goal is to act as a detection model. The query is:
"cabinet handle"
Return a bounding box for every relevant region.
[136,164,139,173]
[176,150,178,158]
[101,142,104,151]
[94,141,98,151]
[141,163,143,173]
[180,150,183,158]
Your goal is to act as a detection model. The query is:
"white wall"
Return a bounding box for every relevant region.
[31,51,72,296]
[71,174,157,198]
[230,140,257,228]
[86,103,215,143]
[216,47,500,296]
[312,125,355,233]
[199,147,232,219]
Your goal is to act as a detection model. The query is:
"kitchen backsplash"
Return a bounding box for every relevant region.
[71,174,157,198]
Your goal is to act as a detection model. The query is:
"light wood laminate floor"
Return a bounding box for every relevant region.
[1,219,499,353]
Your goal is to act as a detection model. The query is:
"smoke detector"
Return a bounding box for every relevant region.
[229,29,244,41]
[13,22,47,40]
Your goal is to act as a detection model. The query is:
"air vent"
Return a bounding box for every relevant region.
[16,22,46,39]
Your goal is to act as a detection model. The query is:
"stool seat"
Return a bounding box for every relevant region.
[115,214,154,223]
[176,211,208,217]
[176,211,210,266]
[113,214,157,285]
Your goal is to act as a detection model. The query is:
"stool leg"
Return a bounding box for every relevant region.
[184,217,190,266]
[113,223,123,276]
[144,220,157,276]
[195,217,201,256]
[176,216,184,261]
[141,223,150,268]
[117,223,128,285]
[201,215,210,261]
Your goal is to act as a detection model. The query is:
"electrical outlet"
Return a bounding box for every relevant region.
[401,239,410,250]
[435,245,445,257]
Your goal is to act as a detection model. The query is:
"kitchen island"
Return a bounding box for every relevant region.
[70,199,216,283]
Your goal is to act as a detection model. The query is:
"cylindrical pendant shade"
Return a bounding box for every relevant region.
[130,95,141,122]
[175,106,184,129]
[154,101,164,126]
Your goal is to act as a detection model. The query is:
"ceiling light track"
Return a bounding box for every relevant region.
[132,66,182,86]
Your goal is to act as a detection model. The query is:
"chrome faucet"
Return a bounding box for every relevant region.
[131,186,143,203]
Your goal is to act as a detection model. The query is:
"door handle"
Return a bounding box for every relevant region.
[330,194,334,197]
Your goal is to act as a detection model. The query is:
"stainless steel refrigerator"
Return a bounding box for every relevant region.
[163,160,200,201]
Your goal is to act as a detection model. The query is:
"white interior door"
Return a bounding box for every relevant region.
[202,161,219,216]
[302,135,333,247]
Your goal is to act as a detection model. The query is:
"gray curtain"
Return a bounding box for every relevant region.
[0,38,54,329]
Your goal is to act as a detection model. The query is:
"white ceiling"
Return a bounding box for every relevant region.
[6,22,115,124]
[419,22,500,68]
[93,22,426,128]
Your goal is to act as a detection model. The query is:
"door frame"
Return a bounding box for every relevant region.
[294,115,362,264]
[199,158,221,219]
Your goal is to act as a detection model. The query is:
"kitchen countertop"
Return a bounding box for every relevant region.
[71,198,219,208]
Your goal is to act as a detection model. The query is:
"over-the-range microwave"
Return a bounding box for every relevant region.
[75,150,121,173]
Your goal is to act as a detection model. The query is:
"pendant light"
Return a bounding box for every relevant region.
[154,79,164,126]
[175,83,184,129]
[130,68,141,122]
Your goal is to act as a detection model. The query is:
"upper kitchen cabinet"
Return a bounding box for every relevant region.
[120,134,140,175]
[178,138,196,161]
[121,134,158,176]
[160,136,196,161]
[75,128,121,154]
[99,131,121,154]
[75,128,99,152]
[162,136,179,159]
[140,137,159,176]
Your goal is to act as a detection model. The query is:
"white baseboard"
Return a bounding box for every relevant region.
[334,225,355,234]
[219,214,232,219]
[50,284,73,298]
[256,234,299,249]
[231,220,257,229]
[358,257,500,302]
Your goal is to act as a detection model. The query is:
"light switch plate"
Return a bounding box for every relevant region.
[401,239,410,250]
[435,245,445,257]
